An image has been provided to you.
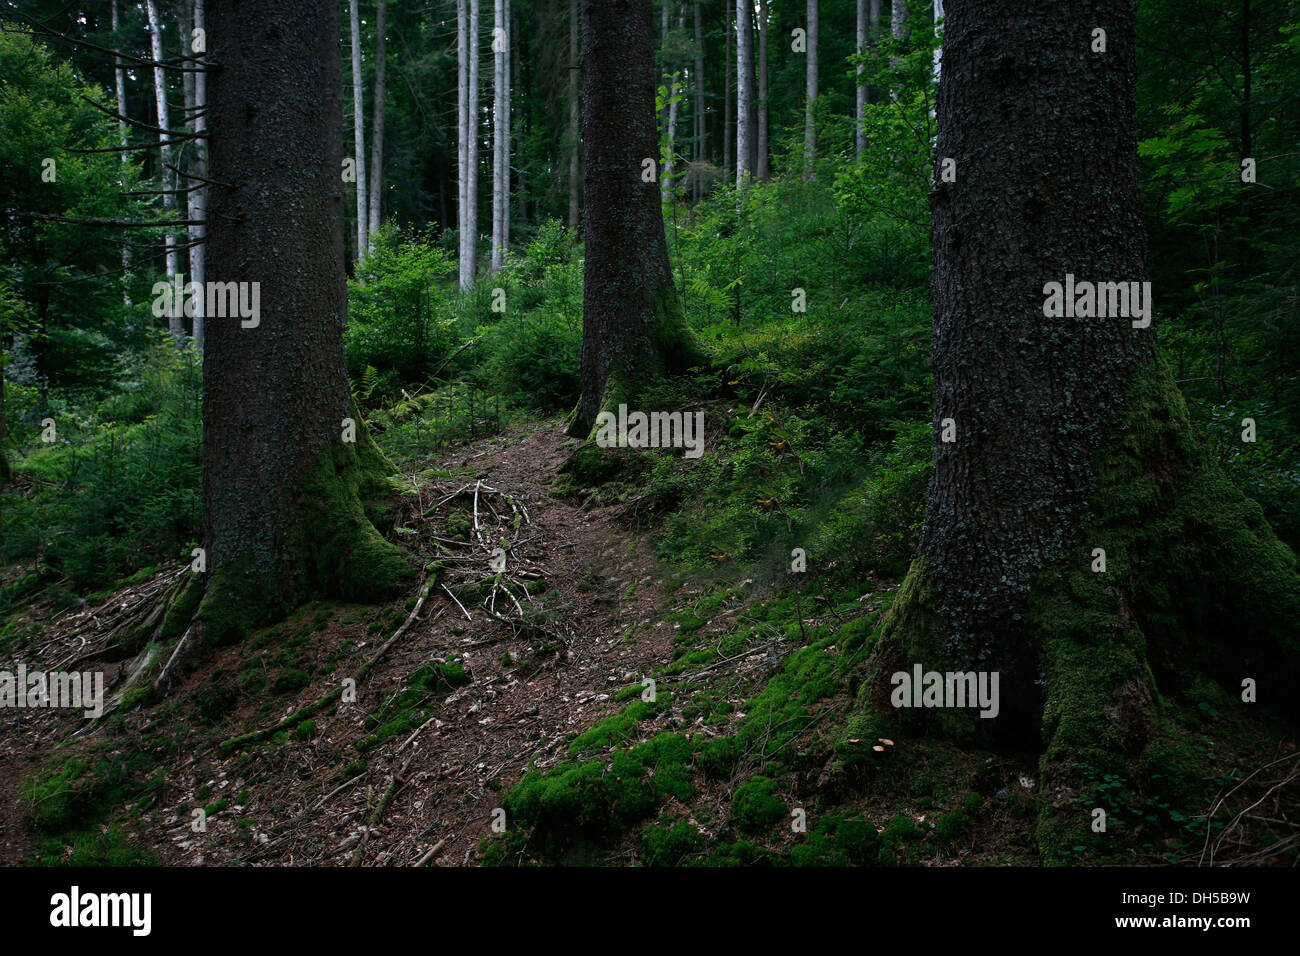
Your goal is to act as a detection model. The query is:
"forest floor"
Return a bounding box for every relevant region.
[2,422,695,864]
[5,422,1288,867]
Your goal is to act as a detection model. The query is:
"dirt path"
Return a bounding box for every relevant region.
[0,422,685,866]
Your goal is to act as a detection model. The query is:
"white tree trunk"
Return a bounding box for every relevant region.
[111,0,132,306]
[468,0,480,283]
[491,0,510,270]
[181,0,207,351]
[856,0,868,161]
[933,0,944,82]
[146,0,182,341]
[756,0,768,180]
[723,0,732,180]
[367,0,387,250]
[458,0,469,284]
[349,0,368,258]
[735,0,753,185]
[805,0,818,177]
[567,0,579,231]
[663,4,684,204]
[692,1,705,201]
[891,0,909,78]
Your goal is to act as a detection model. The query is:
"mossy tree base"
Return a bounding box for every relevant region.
[160,416,413,686]
[848,358,1300,862]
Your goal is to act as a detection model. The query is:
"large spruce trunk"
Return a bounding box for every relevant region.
[195,0,411,641]
[850,0,1300,861]
[569,0,699,437]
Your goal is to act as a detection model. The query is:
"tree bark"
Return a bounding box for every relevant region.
[756,0,769,180]
[491,0,510,270]
[348,0,368,258]
[804,0,818,177]
[111,0,133,307]
[197,0,411,640]
[692,1,706,201]
[663,4,684,204]
[850,0,1300,862]
[855,0,868,160]
[890,0,908,77]
[568,0,580,232]
[467,0,480,281]
[734,0,753,185]
[367,0,387,251]
[189,0,207,351]
[146,0,182,343]
[723,0,732,181]
[570,0,701,437]
[458,0,470,283]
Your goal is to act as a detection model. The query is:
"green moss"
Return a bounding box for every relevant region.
[1033,356,1300,863]
[504,732,695,860]
[641,821,705,866]
[881,813,921,845]
[271,668,310,695]
[731,776,787,835]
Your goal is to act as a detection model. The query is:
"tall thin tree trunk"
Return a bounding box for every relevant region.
[804,0,818,177]
[735,0,752,185]
[890,0,908,77]
[663,4,684,204]
[692,1,705,202]
[932,0,943,82]
[571,0,700,437]
[367,0,387,250]
[491,0,510,270]
[568,0,580,232]
[190,0,207,351]
[855,0,868,160]
[723,0,732,182]
[457,0,473,288]
[111,0,132,306]
[146,0,182,342]
[756,0,769,179]
[466,0,480,283]
[349,0,368,258]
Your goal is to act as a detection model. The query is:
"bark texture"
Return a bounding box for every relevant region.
[201,0,411,639]
[848,0,1300,858]
[570,0,700,437]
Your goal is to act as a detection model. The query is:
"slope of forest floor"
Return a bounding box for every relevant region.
[2,422,1295,867]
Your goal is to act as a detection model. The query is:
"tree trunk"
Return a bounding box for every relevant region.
[855,0,868,160]
[196,0,411,641]
[111,0,132,307]
[932,0,944,82]
[890,0,908,77]
[570,0,701,437]
[756,0,769,180]
[467,0,480,282]
[458,0,470,283]
[850,0,1300,863]
[190,0,207,352]
[663,4,684,204]
[348,0,368,259]
[146,0,182,343]
[723,0,732,182]
[734,0,752,185]
[491,0,510,270]
[367,0,387,251]
[568,0,580,232]
[804,0,818,177]
[692,0,706,202]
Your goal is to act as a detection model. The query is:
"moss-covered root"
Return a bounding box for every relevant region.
[1034,357,1300,862]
